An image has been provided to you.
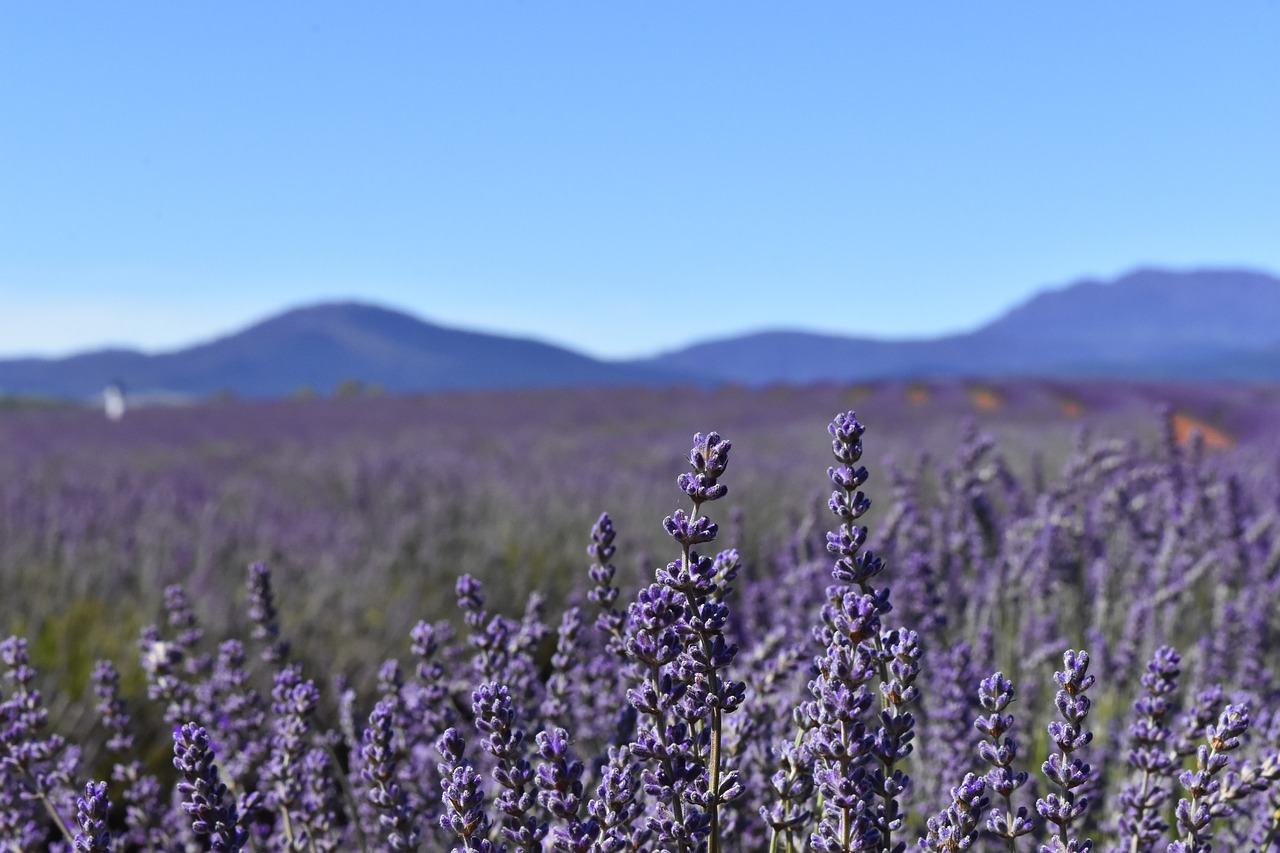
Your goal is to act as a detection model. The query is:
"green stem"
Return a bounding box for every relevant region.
[1260,804,1279,850]
[280,805,297,849]
[1126,768,1155,853]
[1001,791,1018,853]
[648,661,691,853]
[685,497,722,853]
[708,702,722,853]
[38,792,75,847]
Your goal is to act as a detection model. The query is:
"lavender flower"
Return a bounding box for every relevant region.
[4,386,1280,851]
[247,562,291,664]
[974,672,1034,846]
[870,627,921,847]
[90,660,133,754]
[587,513,626,651]
[457,575,517,684]
[918,773,988,852]
[164,584,205,657]
[138,624,193,725]
[298,746,342,853]
[437,727,499,852]
[805,620,880,852]
[473,681,544,851]
[627,430,744,852]
[1,636,78,845]
[110,761,169,849]
[172,723,247,852]
[207,639,268,786]
[535,727,595,850]
[73,781,111,853]
[410,620,455,735]
[261,667,321,846]
[925,643,979,812]
[805,411,921,853]
[585,745,648,853]
[361,700,420,851]
[378,658,406,717]
[1170,703,1249,853]
[1116,646,1180,851]
[760,739,815,853]
[544,607,585,731]
[825,412,886,596]
[1037,650,1095,852]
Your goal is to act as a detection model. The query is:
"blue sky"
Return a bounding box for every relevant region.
[2,3,1277,359]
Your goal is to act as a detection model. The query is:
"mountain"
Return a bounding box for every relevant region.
[633,268,1280,384]
[4,267,1280,401]
[0,303,690,400]
[978,268,1280,359]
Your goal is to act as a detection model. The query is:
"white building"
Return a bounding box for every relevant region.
[103,382,126,421]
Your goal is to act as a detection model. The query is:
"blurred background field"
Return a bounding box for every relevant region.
[3,377,1279,846]
[2,378,1272,714]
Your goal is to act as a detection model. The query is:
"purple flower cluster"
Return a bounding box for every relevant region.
[73,781,111,853]
[172,722,247,851]
[1036,650,1096,852]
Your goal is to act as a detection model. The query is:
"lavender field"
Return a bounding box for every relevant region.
[1,380,1278,851]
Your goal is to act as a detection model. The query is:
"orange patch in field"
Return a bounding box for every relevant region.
[969,388,1003,411]
[1171,413,1235,450]
[1058,398,1084,418]
[906,385,930,405]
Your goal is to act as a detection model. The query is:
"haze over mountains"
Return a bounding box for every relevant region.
[2,268,1278,400]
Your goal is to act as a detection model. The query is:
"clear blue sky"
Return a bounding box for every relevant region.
[2,3,1277,359]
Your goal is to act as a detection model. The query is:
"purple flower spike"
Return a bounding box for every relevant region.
[246,562,290,664]
[90,660,134,754]
[437,728,497,852]
[825,412,884,590]
[663,508,718,547]
[456,575,488,630]
[172,723,247,852]
[1036,650,1095,852]
[1171,703,1250,851]
[760,740,815,847]
[918,773,988,851]
[73,781,111,853]
[472,681,544,852]
[261,668,320,828]
[1117,645,1181,849]
[974,671,1034,842]
[535,727,596,849]
[586,745,648,851]
[361,701,419,851]
[676,432,731,505]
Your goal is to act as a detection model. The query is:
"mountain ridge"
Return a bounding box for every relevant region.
[2,267,1278,400]
[631,268,1280,384]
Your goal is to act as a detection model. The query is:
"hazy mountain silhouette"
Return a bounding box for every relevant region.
[634,268,1280,383]
[0,303,691,399]
[2,268,1279,400]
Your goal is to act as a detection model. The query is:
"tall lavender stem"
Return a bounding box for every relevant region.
[1036,650,1095,853]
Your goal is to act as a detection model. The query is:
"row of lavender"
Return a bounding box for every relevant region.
[3,381,1269,690]
[0,385,881,689]
[2,395,1279,850]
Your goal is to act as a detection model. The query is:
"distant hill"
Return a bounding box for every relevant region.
[0,303,690,400]
[632,268,1280,384]
[3,268,1280,401]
